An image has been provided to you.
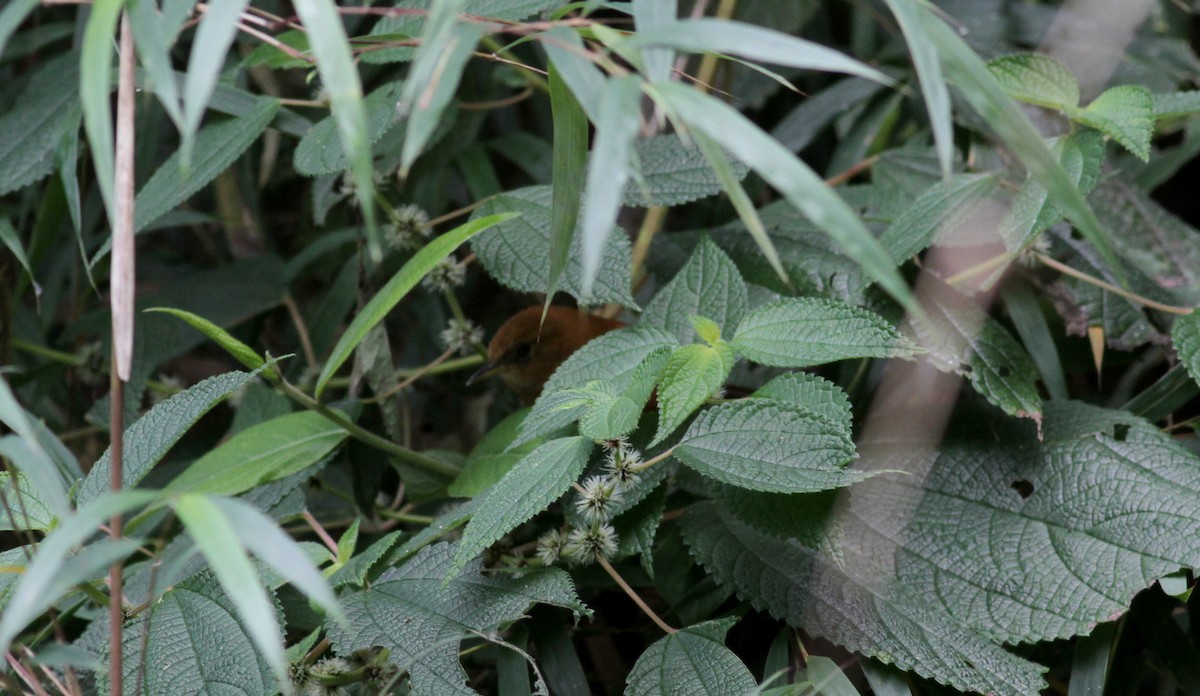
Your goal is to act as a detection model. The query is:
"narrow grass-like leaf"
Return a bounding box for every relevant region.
[293,0,379,260]
[181,0,249,164]
[1001,282,1068,401]
[129,0,183,125]
[675,399,862,493]
[449,437,592,579]
[164,411,346,496]
[79,0,122,223]
[626,618,755,695]
[0,378,69,518]
[631,0,675,83]
[0,491,156,655]
[651,341,735,447]
[145,307,276,379]
[882,0,954,178]
[546,65,588,314]
[0,0,39,59]
[733,298,919,368]
[399,3,483,177]
[212,496,345,624]
[541,26,606,121]
[77,369,269,506]
[919,8,1123,281]
[315,213,515,398]
[0,217,37,299]
[652,82,915,311]
[627,18,892,86]
[580,76,642,298]
[1153,90,1200,119]
[175,494,288,691]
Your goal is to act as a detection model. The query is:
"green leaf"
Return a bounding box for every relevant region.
[1171,311,1200,388]
[0,216,38,301]
[878,173,997,263]
[175,494,288,691]
[0,473,52,531]
[986,52,1081,110]
[580,76,642,298]
[732,298,919,368]
[542,26,606,121]
[1001,282,1069,401]
[293,81,404,176]
[906,282,1042,424]
[133,97,278,235]
[0,51,79,195]
[164,411,347,496]
[472,186,636,307]
[329,542,587,694]
[883,0,954,178]
[113,570,277,695]
[450,437,592,578]
[0,0,39,59]
[625,618,755,695]
[577,348,669,441]
[398,3,483,177]
[644,237,748,345]
[293,0,379,259]
[78,369,269,507]
[145,307,276,379]
[624,133,744,206]
[1152,90,1200,119]
[0,376,70,518]
[129,0,184,127]
[180,0,250,165]
[651,82,915,312]
[79,0,122,223]
[546,64,589,311]
[631,0,675,83]
[449,408,543,497]
[625,18,893,86]
[651,342,735,447]
[0,491,157,655]
[801,656,865,696]
[1074,85,1154,161]
[315,213,515,398]
[752,372,853,430]
[674,399,863,493]
[363,0,558,64]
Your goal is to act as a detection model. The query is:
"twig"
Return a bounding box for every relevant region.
[235,21,315,64]
[5,652,51,696]
[367,347,456,403]
[304,510,340,556]
[458,86,534,111]
[1035,252,1194,315]
[282,294,318,368]
[825,154,880,187]
[629,447,675,473]
[595,554,676,634]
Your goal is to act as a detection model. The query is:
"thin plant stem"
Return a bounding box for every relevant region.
[595,554,676,634]
[1035,252,1194,315]
[368,347,456,403]
[6,652,51,696]
[304,510,340,556]
[282,294,318,368]
[629,447,675,473]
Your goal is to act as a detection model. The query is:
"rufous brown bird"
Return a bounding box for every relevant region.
[468,305,625,405]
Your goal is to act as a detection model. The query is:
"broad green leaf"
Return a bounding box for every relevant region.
[315,213,515,398]
[680,503,1048,696]
[920,9,1123,281]
[0,376,69,517]
[651,342,735,447]
[111,570,276,696]
[546,65,589,312]
[625,618,755,695]
[449,408,543,497]
[145,307,276,379]
[674,399,862,493]
[127,97,278,237]
[0,51,79,195]
[293,81,404,176]
[0,473,52,531]
[1153,90,1200,119]
[164,411,346,496]
[643,240,748,346]
[398,3,483,177]
[651,82,915,311]
[577,347,669,441]
[78,369,269,506]
[1172,311,1200,388]
[79,0,122,223]
[328,530,404,589]
[986,52,1080,110]
[472,186,636,307]
[752,372,853,431]
[580,75,642,298]
[329,543,587,695]
[180,0,250,165]
[878,173,997,263]
[907,282,1042,423]
[212,496,344,623]
[175,494,287,690]
[449,437,592,578]
[1073,85,1154,161]
[625,18,893,86]
[242,29,311,69]
[883,0,954,178]
[0,491,157,655]
[293,0,379,259]
[732,298,919,368]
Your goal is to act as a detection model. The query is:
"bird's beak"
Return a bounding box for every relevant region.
[466,361,500,386]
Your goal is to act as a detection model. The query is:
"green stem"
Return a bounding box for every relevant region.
[11,338,83,366]
[480,35,550,92]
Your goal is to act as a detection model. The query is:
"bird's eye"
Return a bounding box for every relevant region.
[511,342,534,363]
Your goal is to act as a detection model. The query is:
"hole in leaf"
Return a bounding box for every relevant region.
[1010,479,1034,499]
[1113,424,1130,442]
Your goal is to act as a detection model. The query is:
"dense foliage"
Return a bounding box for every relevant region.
[2,1,1200,694]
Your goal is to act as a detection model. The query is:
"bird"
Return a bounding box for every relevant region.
[468,305,625,405]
